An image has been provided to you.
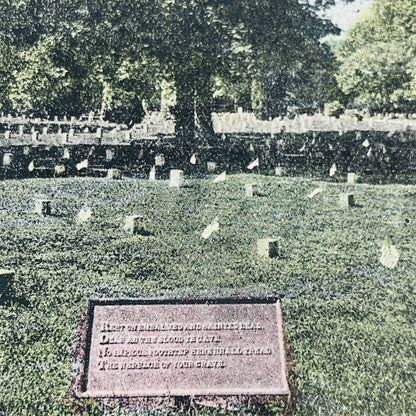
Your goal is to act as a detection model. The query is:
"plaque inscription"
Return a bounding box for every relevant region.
[79,299,289,398]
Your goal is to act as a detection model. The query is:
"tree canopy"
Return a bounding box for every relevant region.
[336,0,416,113]
[0,0,353,133]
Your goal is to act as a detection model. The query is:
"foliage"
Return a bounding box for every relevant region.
[0,174,415,415]
[336,0,416,112]
[0,0,349,131]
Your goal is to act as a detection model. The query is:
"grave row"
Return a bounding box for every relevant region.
[1,129,416,179]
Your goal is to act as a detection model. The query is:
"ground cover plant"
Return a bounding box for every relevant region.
[0,173,415,415]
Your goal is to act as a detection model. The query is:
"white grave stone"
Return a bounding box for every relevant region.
[35,199,51,216]
[63,148,70,159]
[124,215,147,235]
[169,169,184,188]
[4,130,10,140]
[2,153,12,166]
[19,125,24,136]
[96,128,103,138]
[155,154,165,167]
[106,169,122,179]
[275,167,285,176]
[347,172,356,185]
[207,161,217,172]
[125,131,131,141]
[69,128,75,137]
[257,238,280,258]
[106,149,114,161]
[54,165,66,176]
[339,193,355,208]
[245,183,258,198]
[31,131,39,142]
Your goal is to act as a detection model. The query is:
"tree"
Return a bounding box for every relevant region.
[336,0,416,112]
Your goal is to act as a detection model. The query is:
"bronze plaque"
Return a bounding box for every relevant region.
[75,298,289,398]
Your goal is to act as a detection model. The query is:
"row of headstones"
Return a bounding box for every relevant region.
[1,127,131,141]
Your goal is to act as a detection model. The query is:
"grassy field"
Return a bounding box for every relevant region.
[0,173,415,415]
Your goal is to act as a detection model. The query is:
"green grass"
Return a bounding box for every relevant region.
[0,174,415,415]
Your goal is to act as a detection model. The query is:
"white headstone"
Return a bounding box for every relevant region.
[96,128,103,138]
[31,131,39,142]
[106,168,122,179]
[245,183,258,198]
[155,154,165,166]
[275,167,285,176]
[124,215,147,235]
[34,199,51,216]
[4,130,10,140]
[63,148,70,159]
[347,172,356,185]
[54,165,65,176]
[339,193,354,208]
[42,126,48,135]
[207,161,217,172]
[2,152,12,166]
[19,125,24,136]
[169,169,184,187]
[257,238,280,258]
[106,149,114,161]
[69,128,75,137]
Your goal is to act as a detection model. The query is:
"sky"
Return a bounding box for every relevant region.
[324,0,373,31]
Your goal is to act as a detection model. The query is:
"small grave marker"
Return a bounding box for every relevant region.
[106,169,122,179]
[96,128,103,138]
[155,154,165,167]
[106,149,114,161]
[257,238,280,259]
[34,199,51,216]
[19,125,24,136]
[124,215,148,236]
[190,153,197,165]
[207,161,217,172]
[245,183,258,198]
[31,131,39,142]
[339,193,354,208]
[2,153,12,167]
[4,130,10,140]
[347,172,356,185]
[169,169,184,188]
[275,167,285,176]
[54,165,66,176]
[0,269,14,297]
[42,126,48,135]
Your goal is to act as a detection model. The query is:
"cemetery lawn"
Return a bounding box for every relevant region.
[0,174,415,416]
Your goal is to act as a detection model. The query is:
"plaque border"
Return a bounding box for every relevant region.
[70,296,293,410]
